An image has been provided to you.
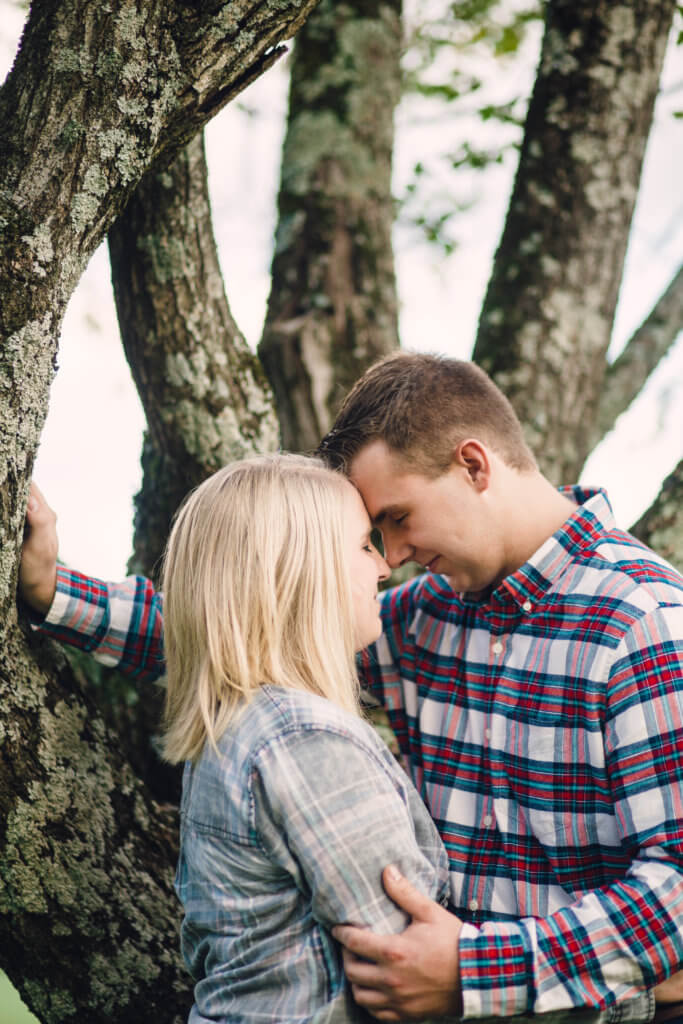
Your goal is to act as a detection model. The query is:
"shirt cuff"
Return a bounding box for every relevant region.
[44,565,79,625]
[26,564,74,628]
[459,921,533,1018]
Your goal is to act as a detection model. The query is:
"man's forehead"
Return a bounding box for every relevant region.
[349,445,416,522]
[348,439,414,481]
[348,474,393,522]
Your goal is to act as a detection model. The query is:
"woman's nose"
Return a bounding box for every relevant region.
[375,550,391,581]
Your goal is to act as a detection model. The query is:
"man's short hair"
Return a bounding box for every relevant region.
[318,351,537,476]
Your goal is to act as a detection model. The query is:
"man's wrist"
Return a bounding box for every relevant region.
[19,566,58,617]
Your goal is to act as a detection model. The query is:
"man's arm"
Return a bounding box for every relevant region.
[19,483,166,681]
[334,867,463,1021]
[336,871,683,1021]
[336,605,683,1020]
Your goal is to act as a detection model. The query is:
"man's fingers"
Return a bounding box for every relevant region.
[18,480,59,614]
[350,987,400,1021]
[341,950,390,988]
[25,482,56,527]
[28,479,47,508]
[350,986,402,1021]
[333,924,397,963]
[350,984,390,1007]
[381,864,436,921]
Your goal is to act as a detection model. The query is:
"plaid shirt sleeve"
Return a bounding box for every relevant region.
[38,565,165,682]
[459,603,683,1018]
[250,725,450,934]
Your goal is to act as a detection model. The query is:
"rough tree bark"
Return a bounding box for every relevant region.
[258,0,402,452]
[473,0,676,484]
[0,0,319,1019]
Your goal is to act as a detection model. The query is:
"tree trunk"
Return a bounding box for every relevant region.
[0,0,319,1017]
[108,132,278,578]
[631,458,683,572]
[472,0,676,484]
[0,626,191,1023]
[258,0,402,453]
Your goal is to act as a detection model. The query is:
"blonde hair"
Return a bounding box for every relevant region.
[161,453,360,764]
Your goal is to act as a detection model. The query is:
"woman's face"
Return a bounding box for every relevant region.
[343,484,390,651]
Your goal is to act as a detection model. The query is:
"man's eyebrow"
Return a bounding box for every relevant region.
[371,505,402,527]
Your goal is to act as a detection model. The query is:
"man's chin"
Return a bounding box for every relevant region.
[444,574,491,602]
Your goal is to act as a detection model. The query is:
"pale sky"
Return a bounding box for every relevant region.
[1,1,682,578]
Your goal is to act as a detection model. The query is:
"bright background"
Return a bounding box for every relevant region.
[1,2,682,1018]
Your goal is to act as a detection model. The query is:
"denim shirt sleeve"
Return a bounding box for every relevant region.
[249,723,450,935]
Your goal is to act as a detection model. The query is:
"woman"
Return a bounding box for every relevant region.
[161,453,450,1023]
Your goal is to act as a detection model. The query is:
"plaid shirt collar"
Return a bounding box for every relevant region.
[462,485,613,615]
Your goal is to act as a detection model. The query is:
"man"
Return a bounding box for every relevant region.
[20,353,683,1022]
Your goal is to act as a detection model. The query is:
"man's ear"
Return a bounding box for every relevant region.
[453,439,491,491]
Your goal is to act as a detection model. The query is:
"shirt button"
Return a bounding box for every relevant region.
[484,728,491,740]
[492,640,503,654]
[522,600,532,612]
[469,899,479,912]
[483,814,493,827]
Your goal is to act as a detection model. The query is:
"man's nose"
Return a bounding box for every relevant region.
[383,535,413,570]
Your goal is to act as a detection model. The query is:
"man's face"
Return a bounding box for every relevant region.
[349,439,504,594]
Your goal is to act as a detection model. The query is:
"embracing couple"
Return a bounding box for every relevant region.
[20,353,683,1024]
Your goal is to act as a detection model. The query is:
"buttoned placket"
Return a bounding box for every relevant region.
[472,597,536,914]
[483,627,507,833]
[465,623,508,920]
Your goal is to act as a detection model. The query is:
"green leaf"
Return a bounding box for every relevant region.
[495,25,521,55]
[415,82,462,102]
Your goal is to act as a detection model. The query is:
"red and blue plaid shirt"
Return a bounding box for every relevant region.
[40,486,683,1018]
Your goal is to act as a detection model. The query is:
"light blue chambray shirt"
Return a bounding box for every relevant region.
[175,684,450,1024]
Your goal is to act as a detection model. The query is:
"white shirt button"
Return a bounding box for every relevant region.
[492,640,503,654]
[483,814,493,827]
[522,600,532,612]
[469,899,479,912]
[484,728,491,740]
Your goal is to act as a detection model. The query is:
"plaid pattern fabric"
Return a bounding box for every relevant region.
[361,487,683,1018]
[176,685,449,1022]
[45,569,165,680]
[40,487,683,1020]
